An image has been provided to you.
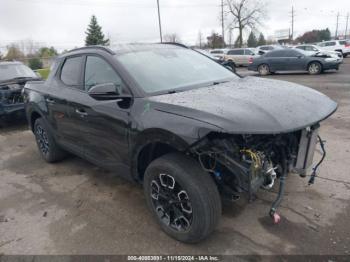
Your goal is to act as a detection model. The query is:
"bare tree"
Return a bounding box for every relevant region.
[226,0,265,47]
[18,39,40,55]
[163,33,181,43]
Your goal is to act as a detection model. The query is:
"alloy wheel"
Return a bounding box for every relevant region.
[35,125,50,156]
[309,63,320,74]
[150,173,193,232]
[259,64,269,75]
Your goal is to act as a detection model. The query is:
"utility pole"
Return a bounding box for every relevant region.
[346,13,349,39]
[290,6,295,41]
[229,28,233,48]
[156,0,163,42]
[221,0,225,47]
[335,12,339,39]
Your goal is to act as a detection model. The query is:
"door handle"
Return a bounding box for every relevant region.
[46,97,55,103]
[75,108,88,117]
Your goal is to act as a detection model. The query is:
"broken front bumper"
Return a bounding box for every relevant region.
[0,88,25,117]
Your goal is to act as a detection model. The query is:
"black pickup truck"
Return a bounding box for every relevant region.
[23,44,337,243]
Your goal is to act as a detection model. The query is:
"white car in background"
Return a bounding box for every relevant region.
[209,49,229,60]
[256,45,284,55]
[294,44,343,63]
[317,40,350,58]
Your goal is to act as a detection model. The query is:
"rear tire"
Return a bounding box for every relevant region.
[143,153,221,243]
[34,118,67,163]
[308,62,322,75]
[258,64,270,76]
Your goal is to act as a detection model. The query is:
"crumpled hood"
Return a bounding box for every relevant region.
[148,76,337,134]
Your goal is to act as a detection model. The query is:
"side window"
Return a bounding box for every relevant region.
[228,50,244,55]
[84,56,123,92]
[60,56,83,87]
[296,46,305,50]
[308,46,318,51]
[326,42,336,46]
[245,49,254,55]
[339,40,346,45]
[279,50,300,57]
[266,50,285,57]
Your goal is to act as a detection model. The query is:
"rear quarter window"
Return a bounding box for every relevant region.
[60,56,84,87]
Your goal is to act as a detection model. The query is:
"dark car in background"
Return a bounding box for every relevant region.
[0,61,41,121]
[248,49,342,75]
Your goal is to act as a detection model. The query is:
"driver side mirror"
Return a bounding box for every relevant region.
[88,82,121,100]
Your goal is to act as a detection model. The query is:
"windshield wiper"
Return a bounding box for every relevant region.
[213,80,229,85]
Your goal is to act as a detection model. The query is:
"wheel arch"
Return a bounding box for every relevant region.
[30,110,43,131]
[131,128,190,182]
[307,60,323,71]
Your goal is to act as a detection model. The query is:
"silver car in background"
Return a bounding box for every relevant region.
[294,44,343,63]
[224,48,258,66]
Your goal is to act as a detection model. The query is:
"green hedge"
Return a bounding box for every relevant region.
[36,68,50,80]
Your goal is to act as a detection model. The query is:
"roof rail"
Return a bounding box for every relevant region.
[160,42,189,49]
[67,45,115,55]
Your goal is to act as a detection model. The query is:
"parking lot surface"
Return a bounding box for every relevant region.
[0,60,350,255]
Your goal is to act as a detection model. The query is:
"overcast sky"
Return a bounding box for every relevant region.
[0,0,349,52]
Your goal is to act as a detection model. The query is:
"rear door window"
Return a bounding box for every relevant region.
[265,50,286,57]
[244,49,254,55]
[227,49,244,55]
[305,46,318,51]
[285,50,301,57]
[60,56,84,87]
[326,42,336,46]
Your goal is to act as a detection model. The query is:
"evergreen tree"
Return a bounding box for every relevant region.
[85,15,110,46]
[28,57,43,70]
[247,32,258,47]
[257,33,266,46]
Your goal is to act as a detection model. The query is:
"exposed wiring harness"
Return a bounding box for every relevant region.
[269,149,287,222]
[308,135,326,185]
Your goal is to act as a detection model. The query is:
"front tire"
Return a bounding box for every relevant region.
[34,118,67,163]
[258,64,270,76]
[308,62,322,75]
[143,153,221,243]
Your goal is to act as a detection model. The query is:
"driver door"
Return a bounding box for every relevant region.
[70,55,132,174]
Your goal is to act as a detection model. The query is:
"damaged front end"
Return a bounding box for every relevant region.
[0,83,25,117]
[190,124,323,223]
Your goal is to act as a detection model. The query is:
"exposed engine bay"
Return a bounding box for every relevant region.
[0,83,25,116]
[0,84,24,104]
[190,124,324,222]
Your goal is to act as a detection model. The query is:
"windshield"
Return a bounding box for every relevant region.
[115,47,236,94]
[0,63,37,81]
